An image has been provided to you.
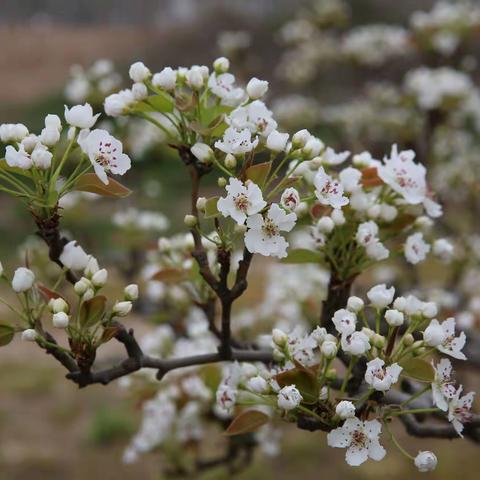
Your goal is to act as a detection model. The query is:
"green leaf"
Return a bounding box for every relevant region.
[0,323,15,347]
[400,357,435,382]
[204,196,220,219]
[224,410,269,436]
[74,173,132,198]
[189,115,227,138]
[275,367,318,404]
[150,268,189,283]
[80,296,107,329]
[281,249,323,264]
[145,93,174,113]
[245,162,272,187]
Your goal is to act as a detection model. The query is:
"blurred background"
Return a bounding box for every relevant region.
[0,0,479,479]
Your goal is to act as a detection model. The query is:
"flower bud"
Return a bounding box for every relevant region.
[31,146,53,168]
[83,288,95,302]
[347,296,364,313]
[246,77,268,99]
[113,301,133,317]
[48,297,69,314]
[39,127,60,147]
[319,386,328,400]
[317,217,335,234]
[218,177,227,188]
[129,61,151,83]
[335,400,356,419]
[132,82,148,101]
[152,67,176,91]
[84,256,100,277]
[224,153,237,169]
[367,284,395,309]
[22,329,37,342]
[273,348,285,362]
[60,241,89,271]
[321,340,338,359]
[0,261,3,277]
[385,309,404,327]
[421,302,437,319]
[158,237,171,252]
[266,130,289,152]
[302,137,324,158]
[325,368,337,380]
[373,334,385,349]
[272,328,288,347]
[247,375,269,393]
[91,268,108,287]
[423,319,445,347]
[277,385,302,410]
[52,312,70,329]
[403,333,414,346]
[12,267,35,292]
[213,57,230,73]
[191,142,214,164]
[74,277,91,295]
[291,129,311,148]
[414,451,437,472]
[331,208,346,226]
[184,214,198,227]
[124,284,139,301]
[280,188,300,211]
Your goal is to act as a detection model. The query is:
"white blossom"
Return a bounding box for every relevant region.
[217,178,266,225]
[59,241,90,271]
[378,144,426,205]
[228,100,277,137]
[208,73,245,106]
[78,129,131,184]
[12,267,35,292]
[314,167,349,209]
[64,103,99,129]
[52,312,70,329]
[214,127,258,155]
[277,385,302,410]
[436,317,467,360]
[129,61,151,82]
[327,418,386,466]
[332,309,357,336]
[448,387,475,437]
[266,130,289,152]
[152,67,177,90]
[336,401,356,419]
[364,358,402,392]
[385,309,404,327]
[341,331,371,356]
[432,358,457,411]
[414,451,438,472]
[245,204,296,258]
[246,77,269,99]
[404,232,430,264]
[280,187,300,211]
[367,284,395,309]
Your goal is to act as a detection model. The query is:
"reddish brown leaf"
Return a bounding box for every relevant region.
[224,410,270,436]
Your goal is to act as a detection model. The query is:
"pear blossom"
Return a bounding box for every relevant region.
[431,359,457,411]
[213,57,230,73]
[341,331,371,356]
[280,188,300,211]
[321,339,338,359]
[277,385,302,410]
[448,387,475,436]
[367,284,395,309]
[217,178,266,225]
[244,204,297,258]
[378,144,426,205]
[433,238,454,262]
[385,309,404,327]
[327,418,386,466]
[347,296,364,313]
[129,61,151,82]
[152,67,177,90]
[12,267,35,292]
[247,375,269,393]
[303,137,324,158]
[113,301,133,317]
[436,317,467,360]
[124,284,139,301]
[356,221,379,246]
[316,217,334,234]
[0,123,29,143]
[332,309,357,336]
[364,358,402,392]
[266,130,289,152]
[190,142,214,164]
[31,146,52,170]
[228,100,277,137]
[39,127,60,147]
[423,319,446,347]
[5,145,32,170]
[214,127,258,155]
[414,451,437,472]
[21,329,37,342]
[64,103,99,129]
[366,241,389,261]
[404,232,430,264]
[59,241,90,271]
[314,167,349,209]
[78,129,131,184]
[208,73,245,106]
[336,401,356,419]
[104,88,136,117]
[52,312,70,329]
[291,129,311,148]
[322,147,351,166]
[246,77,269,99]
[339,167,362,192]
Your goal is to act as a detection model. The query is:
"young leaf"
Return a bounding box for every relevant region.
[150,268,189,283]
[204,196,220,219]
[38,284,67,303]
[275,367,318,404]
[80,295,107,329]
[100,325,120,344]
[146,93,174,113]
[361,167,384,187]
[74,173,132,198]
[224,410,270,436]
[0,323,15,347]
[245,162,272,187]
[400,357,435,382]
[281,249,324,264]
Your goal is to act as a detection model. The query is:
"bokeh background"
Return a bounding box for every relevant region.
[0,1,478,479]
